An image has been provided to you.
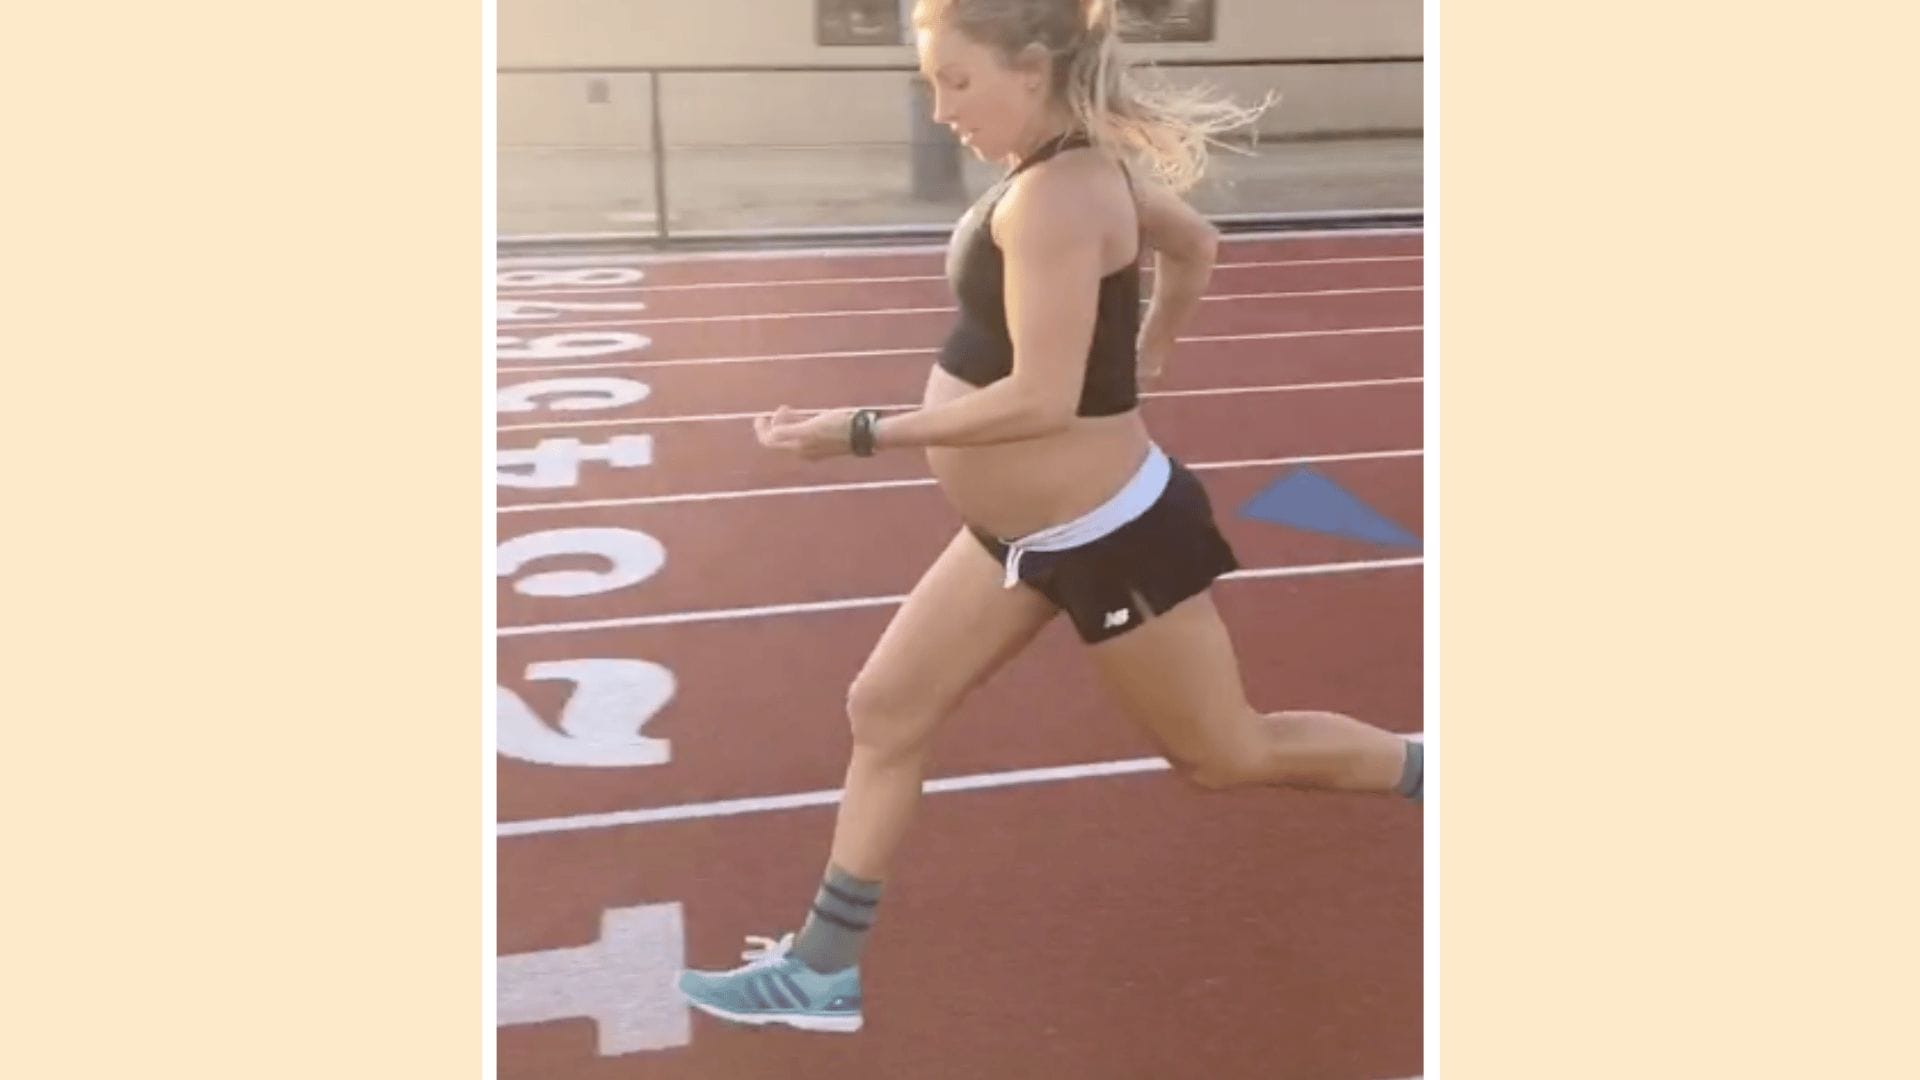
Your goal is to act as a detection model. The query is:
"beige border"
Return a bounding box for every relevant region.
[9,2,483,1076]
[1437,3,1920,1077]
[24,0,1918,1074]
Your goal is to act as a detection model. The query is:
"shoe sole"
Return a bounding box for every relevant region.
[682,995,863,1034]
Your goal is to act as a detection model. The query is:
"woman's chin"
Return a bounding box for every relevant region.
[959,133,998,161]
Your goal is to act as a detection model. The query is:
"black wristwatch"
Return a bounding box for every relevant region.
[849,408,880,457]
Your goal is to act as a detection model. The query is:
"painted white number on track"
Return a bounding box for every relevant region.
[497,902,689,1053]
[497,434,654,490]
[498,268,645,288]
[498,659,674,768]
[497,527,664,597]
[496,376,651,414]
[499,332,651,361]
[499,298,649,322]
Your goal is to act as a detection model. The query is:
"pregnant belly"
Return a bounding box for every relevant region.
[918,365,1151,539]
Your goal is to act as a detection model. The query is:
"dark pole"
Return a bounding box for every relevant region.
[648,69,669,241]
[900,0,962,203]
[907,75,963,202]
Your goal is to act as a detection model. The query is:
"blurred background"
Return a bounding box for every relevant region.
[498,0,1421,247]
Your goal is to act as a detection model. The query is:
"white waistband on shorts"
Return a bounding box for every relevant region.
[997,443,1171,588]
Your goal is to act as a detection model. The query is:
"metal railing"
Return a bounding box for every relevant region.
[497,55,1422,250]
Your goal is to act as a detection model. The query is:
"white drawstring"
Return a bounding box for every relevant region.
[1004,544,1027,588]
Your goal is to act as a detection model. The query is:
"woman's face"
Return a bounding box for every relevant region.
[915,21,1049,163]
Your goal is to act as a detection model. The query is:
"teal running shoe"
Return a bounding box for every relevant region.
[677,932,863,1033]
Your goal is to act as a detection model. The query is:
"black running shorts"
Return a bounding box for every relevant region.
[968,459,1240,644]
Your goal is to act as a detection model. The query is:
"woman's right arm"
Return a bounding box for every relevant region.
[1134,178,1219,380]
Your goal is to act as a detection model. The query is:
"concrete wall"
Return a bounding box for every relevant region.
[498,0,1421,147]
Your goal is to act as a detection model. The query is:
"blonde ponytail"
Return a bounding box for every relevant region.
[917,0,1274,192]
[1070,1,1272,191]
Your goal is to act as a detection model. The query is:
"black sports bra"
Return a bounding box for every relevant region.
[936,133,1141,418]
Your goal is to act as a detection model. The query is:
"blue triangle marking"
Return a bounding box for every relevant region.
[1239,467,1421,549]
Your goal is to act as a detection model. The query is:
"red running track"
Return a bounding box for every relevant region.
[494,230,1424,1080]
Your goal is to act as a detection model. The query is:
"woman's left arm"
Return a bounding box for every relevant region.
[754,169,1105,458]
[871,171,1103,450]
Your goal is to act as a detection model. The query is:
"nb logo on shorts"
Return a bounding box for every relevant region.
[1104,608,1131,629]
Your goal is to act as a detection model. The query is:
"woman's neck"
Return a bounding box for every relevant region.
[1003,105,1080,169]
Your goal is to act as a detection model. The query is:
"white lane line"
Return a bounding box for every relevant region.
[507,286,1422,331]
[494,227,1419,266]
[496,324,1421,375]
[495,375,1424,433]
[506,476,938,513]
[497,759,1174,835]
[496,730,1425,837]
[506,345,926,375]
[496,556,1423,637]
[498,448,1424,514]
[497,231,1419,277]
[1148,376,1422,400]
[502,592,908,635]
[495,255,1424,297]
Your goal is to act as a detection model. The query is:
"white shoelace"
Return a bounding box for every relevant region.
[738,932,796,968]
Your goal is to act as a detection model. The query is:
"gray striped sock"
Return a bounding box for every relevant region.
[1397,739,1423,803]
[791,864,883,973]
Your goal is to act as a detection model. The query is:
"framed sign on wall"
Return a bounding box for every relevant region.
[816,0,1217,47]
[816,0,904,45]
[1117,0,1215,43]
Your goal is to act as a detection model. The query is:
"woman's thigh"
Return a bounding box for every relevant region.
[847,528,1060,747]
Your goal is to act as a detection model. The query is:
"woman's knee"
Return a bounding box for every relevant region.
[844,672,941,764]
[1170,745,1259,791]
[1164,713,1344,791]
[1161,723,1265,791]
